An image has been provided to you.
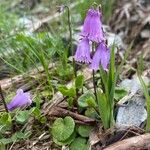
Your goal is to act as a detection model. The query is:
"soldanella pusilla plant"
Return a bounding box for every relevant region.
[0,4,118,147]
[74,5,116,129]
[1,4,116,130]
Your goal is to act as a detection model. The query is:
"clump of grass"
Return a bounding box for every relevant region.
[137,55,150,132]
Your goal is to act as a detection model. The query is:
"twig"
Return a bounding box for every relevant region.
[104,133,150,150]
[49,107,96,125]
[0,85,8,112]
[0,63,55,90]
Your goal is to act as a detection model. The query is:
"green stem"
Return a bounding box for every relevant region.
[64,5,77,78]
[92,70,97,102]
[0,85,9,112]
[64,5,78,102]
[92,2,98,8]
[92,42,97,102]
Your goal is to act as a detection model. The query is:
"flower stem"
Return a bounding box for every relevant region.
[65,5,77,78]
[0,85,9,112]
[92,2,98,8]
[92,42,97,102]
[92,70,97,102]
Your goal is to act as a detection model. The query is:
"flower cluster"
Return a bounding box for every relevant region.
[74,8,110,71]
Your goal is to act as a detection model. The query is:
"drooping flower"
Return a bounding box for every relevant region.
[80,9,92,37]
[81,8,104,43]
[91,42,110,71]
[74,38,92,64]
[7,89,32,111]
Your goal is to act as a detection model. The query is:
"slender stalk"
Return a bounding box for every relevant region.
[65,5,77,78]
[64,5,78,102]
[92,70,97,102]
[0,85,9,112]
[92,2,98,8]
[92,42,97,102]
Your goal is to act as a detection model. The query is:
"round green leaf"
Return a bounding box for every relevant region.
[58,86,76,97]
[78,125,93,137]
[52,116,75,142]
[86,98,97,108]
[15,110,30,124]
[69,137,89,150]
[53,131,76,146]
[0,113,12,126]
[78,91,95,108]
[85,108,99,119]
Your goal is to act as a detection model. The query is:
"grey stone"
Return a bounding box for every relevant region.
[116,94,147,128]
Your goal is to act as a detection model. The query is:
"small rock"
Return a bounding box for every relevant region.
[105,32,125,49]
[116,75,149,128]
[116,94,147,128]
[141,29,150,38]
[18,16,38,29]
[139,0,150,6]
[120,75,149,94]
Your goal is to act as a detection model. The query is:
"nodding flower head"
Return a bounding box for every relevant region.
[74,38,92,64]
[81,8,104,43]
[7,89,32,111]
[90,42,110,71]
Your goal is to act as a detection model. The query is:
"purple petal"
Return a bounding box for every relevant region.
[7,89,32,111]
[81,8,104,43]
[100,45,110,71]
[90,46,101,71]
[90,42,110,71]
[74,38,92,64]
[81,9,93,37]
[88,10,104,43]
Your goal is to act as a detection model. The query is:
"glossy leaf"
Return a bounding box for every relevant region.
[52,116,75,142]
[69,137,89,150]
[53,131,76,146]
[78,125,93,137]
[85,108,99,119]
[86,98,97,108]
[16,110,30,124]
[78,91,95,108]
[0,113,12,126]
[58,85,76,97]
